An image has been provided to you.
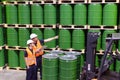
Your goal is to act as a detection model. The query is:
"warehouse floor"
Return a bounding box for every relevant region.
[0,69,41,80]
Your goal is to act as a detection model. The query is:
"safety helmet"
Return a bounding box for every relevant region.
[27,40,34,45]
[30,33,38,39]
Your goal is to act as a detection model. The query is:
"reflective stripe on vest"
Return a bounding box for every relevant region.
[26,48,36,66]
[35,40,44,57]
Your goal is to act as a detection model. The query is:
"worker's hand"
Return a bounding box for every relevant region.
[54,36,59,39]
[27,66,29,69]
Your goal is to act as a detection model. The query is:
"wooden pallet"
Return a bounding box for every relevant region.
[87,25,117,30]
[4,24,18,28]
[59,25,87,29]
[5,46,26,50]
[42,0,57,4]
[17,24,29,28]
[58,0,87,3]
[3,1,29,4]
[29,24,44,28]
[88,0,119,3]
[6,67,20,70]
[43,25,56,28]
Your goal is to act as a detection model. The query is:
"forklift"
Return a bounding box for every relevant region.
[80,32,120,80]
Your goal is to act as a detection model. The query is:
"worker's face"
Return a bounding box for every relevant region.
[29,43,35,47]
[32,37,38,43]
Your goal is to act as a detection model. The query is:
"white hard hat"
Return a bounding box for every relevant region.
[27,40,34,45]
[30,33,38,39]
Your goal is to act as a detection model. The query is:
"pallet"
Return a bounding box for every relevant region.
[43,25,56,28]
[17,24,29,28]
[87,25,117,30]
[5,46,26,50]
[58,0,87,4]
[4,24,18,28]
[3,1,29,4]
[29,24,44,28]
[88,0,119,3]
[59,25,87,29]
[6,67,20,70]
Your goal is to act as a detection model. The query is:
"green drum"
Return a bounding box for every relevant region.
[31,4,43,24]
[59,55,77,80]
[80,54,84,72]
[31,28,43,39]
[44,4,56,25]
[65,51,81,79]
[88,3,102,26]
[89,30,101,51]
[72,29,85,50]
[42,54,59,80]
[0,50,4,67]
[18,4,30,24]
[60,4,72,25]
[18,28,30,47]
[44,28,56,48]
[6,4,17,24]
[59,29,71,49]
[116,60,120,72]
[0,5,2,24]
[0,28,4,46]
[102,30,116,51]
[19,50,26,69]
[7,28,18,46]
[8,50,19,67]
[103,3,117,26]
[74,4,86,25]
[96,55,99,67]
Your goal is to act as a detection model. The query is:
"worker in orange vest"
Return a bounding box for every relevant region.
[30,33,58,79]
[24,40,37,80]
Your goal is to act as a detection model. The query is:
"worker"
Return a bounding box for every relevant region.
[30,33,58,79]
[24,39,37,80]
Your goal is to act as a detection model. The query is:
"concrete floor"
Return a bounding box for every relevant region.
[0,69,40,80]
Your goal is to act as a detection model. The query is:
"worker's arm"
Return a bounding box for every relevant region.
[24,57,29,69]
[44,35,58,43]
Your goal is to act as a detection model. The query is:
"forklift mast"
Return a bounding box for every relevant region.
[85,32,100,80]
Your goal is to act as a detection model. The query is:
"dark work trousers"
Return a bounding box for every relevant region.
[36,56,42,79]
[26,65,37,80]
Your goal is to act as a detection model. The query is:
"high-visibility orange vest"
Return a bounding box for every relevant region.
[35,40,44,57]
[26,47,36,66]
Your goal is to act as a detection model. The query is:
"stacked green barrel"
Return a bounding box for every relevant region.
[103,3,117,26]
[0,28,4,46]
[89,30,101,51]
[0,5,3,24]
[72,29,85,50]
[6,4,17,24]
[31,4,43,24]
[0,50,4,67]
[19,50,26,69]
[88,3,102,26]
[7,28,18,46]
[59,29,71,49]
[60,4,72,25]
[42,54,58,80]
[18,4,30,24]
[44,28,56,48]
[44,4,56,25]
[8,50,19,67]
[18,28,30,47]
[59,55,77,80]
[74,4,87,25]
[65,51,81,79]
[31,28,43,39]
[102,30,116,51]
